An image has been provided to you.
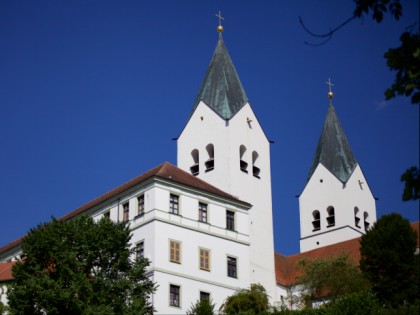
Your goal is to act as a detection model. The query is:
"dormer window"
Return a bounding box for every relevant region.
[205,144,214,172]
[252,151,260,178]
[354,207,361,228]
[326,206,335,227]
[364,212,370,231]
[239,145,248,173]
[312,210,321,231]
[190,149,199,176]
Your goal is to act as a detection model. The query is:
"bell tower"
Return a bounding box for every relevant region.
[177,17,276,297]
[299,80,377,252]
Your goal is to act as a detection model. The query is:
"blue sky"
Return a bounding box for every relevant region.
[0,1,418,256]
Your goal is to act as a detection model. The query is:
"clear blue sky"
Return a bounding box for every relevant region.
[0,1,418,256]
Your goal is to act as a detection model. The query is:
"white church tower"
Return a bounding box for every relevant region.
[299,82,377,252]
[177,21,276,296]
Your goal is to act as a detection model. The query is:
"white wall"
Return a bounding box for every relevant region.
[299,164,376,252]
[177,101,277,300]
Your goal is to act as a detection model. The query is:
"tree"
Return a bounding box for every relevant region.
[401,166,420,201]
[8,216,155,315]
[359,213,418,307]
[384,31,420,105]
[220,283,270,315]
[187,298,215,315]
[296,254,370,307]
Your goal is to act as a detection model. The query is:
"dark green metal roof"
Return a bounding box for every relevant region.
[192,33,248,120]
[307,103,357,183]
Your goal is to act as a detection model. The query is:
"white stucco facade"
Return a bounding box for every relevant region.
[299,163,376,252]
[177,101,277,299]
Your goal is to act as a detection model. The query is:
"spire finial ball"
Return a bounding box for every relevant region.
[217,25,224,33]
[328,91,334,99]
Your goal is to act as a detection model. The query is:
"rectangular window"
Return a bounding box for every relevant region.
[136,241,144,260]
[199,202,208,223]
[170,240,181,264]
[200,291,210,301]
[103,211,110,219]
[169,284,180,307]
[169,194,179,215]
[137,195,145,216]
[123,203,129,222]
[226,210,235,231]
[227,256,237,278]
[199,248,210,271]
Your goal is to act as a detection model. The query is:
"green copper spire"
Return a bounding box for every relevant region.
[307,103,358,183]
[192,33,248,120]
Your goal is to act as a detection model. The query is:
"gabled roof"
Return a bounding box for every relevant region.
[0,162,250,255]
[275,236,361,287]
[192,33,248,120]
[0,261,14,282]
[275,221,420,287]
[307,103,357,183]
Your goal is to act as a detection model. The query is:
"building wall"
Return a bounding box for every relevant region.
[177,101,277,299]
[299,164,376,252]
[0,178,251,314]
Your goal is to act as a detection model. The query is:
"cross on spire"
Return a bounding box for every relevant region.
[216,11,224,33]
[326,78,334,100]
[216,10,224,26]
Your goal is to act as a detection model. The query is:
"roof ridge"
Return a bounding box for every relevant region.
[307,103,357,183]
[191,33,248,120]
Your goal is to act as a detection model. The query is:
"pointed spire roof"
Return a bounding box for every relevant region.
[307,103,358,183]
[192,34,248,120]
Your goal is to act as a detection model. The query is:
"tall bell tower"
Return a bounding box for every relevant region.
[177,16,276,297]
[299,80,377,252]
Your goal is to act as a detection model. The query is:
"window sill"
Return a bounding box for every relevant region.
[134,213,144,219]
[312,228,320,232]
[327,224,335,228]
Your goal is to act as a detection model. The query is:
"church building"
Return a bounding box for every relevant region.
[0,18,396,313]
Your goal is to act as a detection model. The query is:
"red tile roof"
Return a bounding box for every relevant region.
[275,236,361,287]
[0,162,250,256]
[275,221,419,287]
[0,261,15,281]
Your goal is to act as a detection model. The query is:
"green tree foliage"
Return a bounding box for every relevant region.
[220,283,270,315]
[353,0,402,22]
[384,31,420,105]
[7,216,155,315]
[187,298,215,315]
[296,254,370,306]
[401,166,420,201]
[359,213,418,307]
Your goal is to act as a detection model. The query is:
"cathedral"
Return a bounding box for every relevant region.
[0,20,386,313]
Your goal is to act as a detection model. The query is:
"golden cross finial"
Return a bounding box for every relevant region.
[216,10,224,32]
[326,78,334,100]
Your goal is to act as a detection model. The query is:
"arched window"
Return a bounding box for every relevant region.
[190,149,199,176]
[326,206,335,227]
[252,151,260,178]
[364,212,370,231]
[239,145,248,173]
[312,210,320,231]
[205,144,214,171]
[354,207,361,228]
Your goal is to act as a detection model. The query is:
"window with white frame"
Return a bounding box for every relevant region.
[227,256,237,278]
[200,291,210,301]
[136,241,144,260]
[226,210,235,231]
[199,202,208,223]
[123,203,129,222]
[170,284,180,307]
[169,194,179,215]
[137,195,145,216]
